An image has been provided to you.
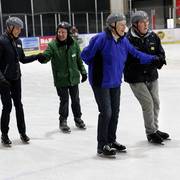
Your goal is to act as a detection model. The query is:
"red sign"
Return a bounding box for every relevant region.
[177,0,180,16]
[39,36,55,51]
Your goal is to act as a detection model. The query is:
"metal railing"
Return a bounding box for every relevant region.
[1,6,180,37]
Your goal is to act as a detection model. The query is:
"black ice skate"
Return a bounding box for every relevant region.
[59,119,71,133]
[1,134,12,146]
[110,141,126,152]
[74,118,86,130]
[156,130,170,140]
[20,134,30,143]
[97,145,116,157]
[147,132,164,145]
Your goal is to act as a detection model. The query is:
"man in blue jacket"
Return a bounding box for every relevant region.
[81,13,160,157]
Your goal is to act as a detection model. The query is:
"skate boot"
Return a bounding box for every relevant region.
[20,134,30,143]
[1,134,12,146]
[97,145,116,157]
[74,118,86,130]
[59,118,71,133]
[156,130,170,140]
[147,132,164,144]
[110,141,126,152]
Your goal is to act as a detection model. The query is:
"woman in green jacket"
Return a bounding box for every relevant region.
[38,22,87,133]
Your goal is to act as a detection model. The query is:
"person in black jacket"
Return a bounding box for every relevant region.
[0,17,40,146]
[124,11,169,144]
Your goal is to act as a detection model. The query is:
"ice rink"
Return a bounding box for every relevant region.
[0,43,180,180]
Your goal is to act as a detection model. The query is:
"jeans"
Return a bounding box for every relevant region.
[92,86,121,150]
[56,85,82,120]
[0,78,26,134]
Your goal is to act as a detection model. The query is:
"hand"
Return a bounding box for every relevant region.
[37,53,46,63]
[0,79,10,88]
[152,56,166,69]
[81,74,87,83]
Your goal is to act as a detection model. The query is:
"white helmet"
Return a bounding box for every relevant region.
[106,13,126,30]
[131,11,149,24]
[6,17,24,29]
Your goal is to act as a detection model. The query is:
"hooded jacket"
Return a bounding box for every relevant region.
[0,32,38,81]
[124,27,165,83]
[42,36,87,88]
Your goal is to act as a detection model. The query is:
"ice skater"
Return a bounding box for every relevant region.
[38,22,87,133]
[0,17,41,146]
[124,10,169,144]
[81,13,161,157]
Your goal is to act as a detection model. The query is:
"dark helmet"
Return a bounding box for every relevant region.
[106,13,126,30]
[6,17,24,29]
[131,11,149,24]
[56,21,71,33]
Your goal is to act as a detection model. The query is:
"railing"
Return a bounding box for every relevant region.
[1,6,180,37]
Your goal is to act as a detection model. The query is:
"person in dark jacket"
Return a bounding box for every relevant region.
[81,13,159,157]
[124,11,169,144]
[0,17,40,146]
[38,22,87,133]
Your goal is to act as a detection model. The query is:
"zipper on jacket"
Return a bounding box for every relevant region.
[3,64,9,75]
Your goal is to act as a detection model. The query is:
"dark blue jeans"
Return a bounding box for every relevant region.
[92,86,121,150]
[56,85,82,119]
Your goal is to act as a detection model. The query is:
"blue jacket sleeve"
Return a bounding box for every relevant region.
[80,34,103,65]
[125,38,157,64]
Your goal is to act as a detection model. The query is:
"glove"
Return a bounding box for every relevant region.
[0,79,10,88]
[152,55,167,69]
[36,53,47,63]
[81,74,87,83]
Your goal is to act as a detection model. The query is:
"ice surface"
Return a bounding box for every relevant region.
[0,44,180,180]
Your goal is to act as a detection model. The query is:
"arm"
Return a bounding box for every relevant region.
[76,42,87,75]
[0,43,10,87]
[125,38,157,64]
[80,34,102,65]
[20,42,52,64]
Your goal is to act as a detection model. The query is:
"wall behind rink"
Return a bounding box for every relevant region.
[21,29,180,55]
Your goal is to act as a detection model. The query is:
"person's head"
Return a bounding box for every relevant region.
[6,17,23,38]
[56,21,71,41]
[131,11,149,35]
[106,13,126,37]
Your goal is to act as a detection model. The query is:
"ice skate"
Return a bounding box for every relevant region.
[156,130,170,140]
[110,141,126,152]
[59,119,71,133]
[20,134,30,143]
[1,134,12,146]
[74,118,86,130]
[147,132,164,145]
[97,145,116,158]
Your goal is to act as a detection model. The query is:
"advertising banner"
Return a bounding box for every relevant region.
[177,0,180,16]
[39,36,55,52]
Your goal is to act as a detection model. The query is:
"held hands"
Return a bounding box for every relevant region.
[81,74,87,83]
[152,55,167,69]
[36,53,47,63]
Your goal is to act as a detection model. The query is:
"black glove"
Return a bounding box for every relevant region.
[152,55,167,69]
[37,53,47,63]
[0,79,10,88]
[81,74,87,83]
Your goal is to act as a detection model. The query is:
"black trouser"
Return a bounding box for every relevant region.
[56,85,82,120]
[92,86,121,150]
[0,78,26,135]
